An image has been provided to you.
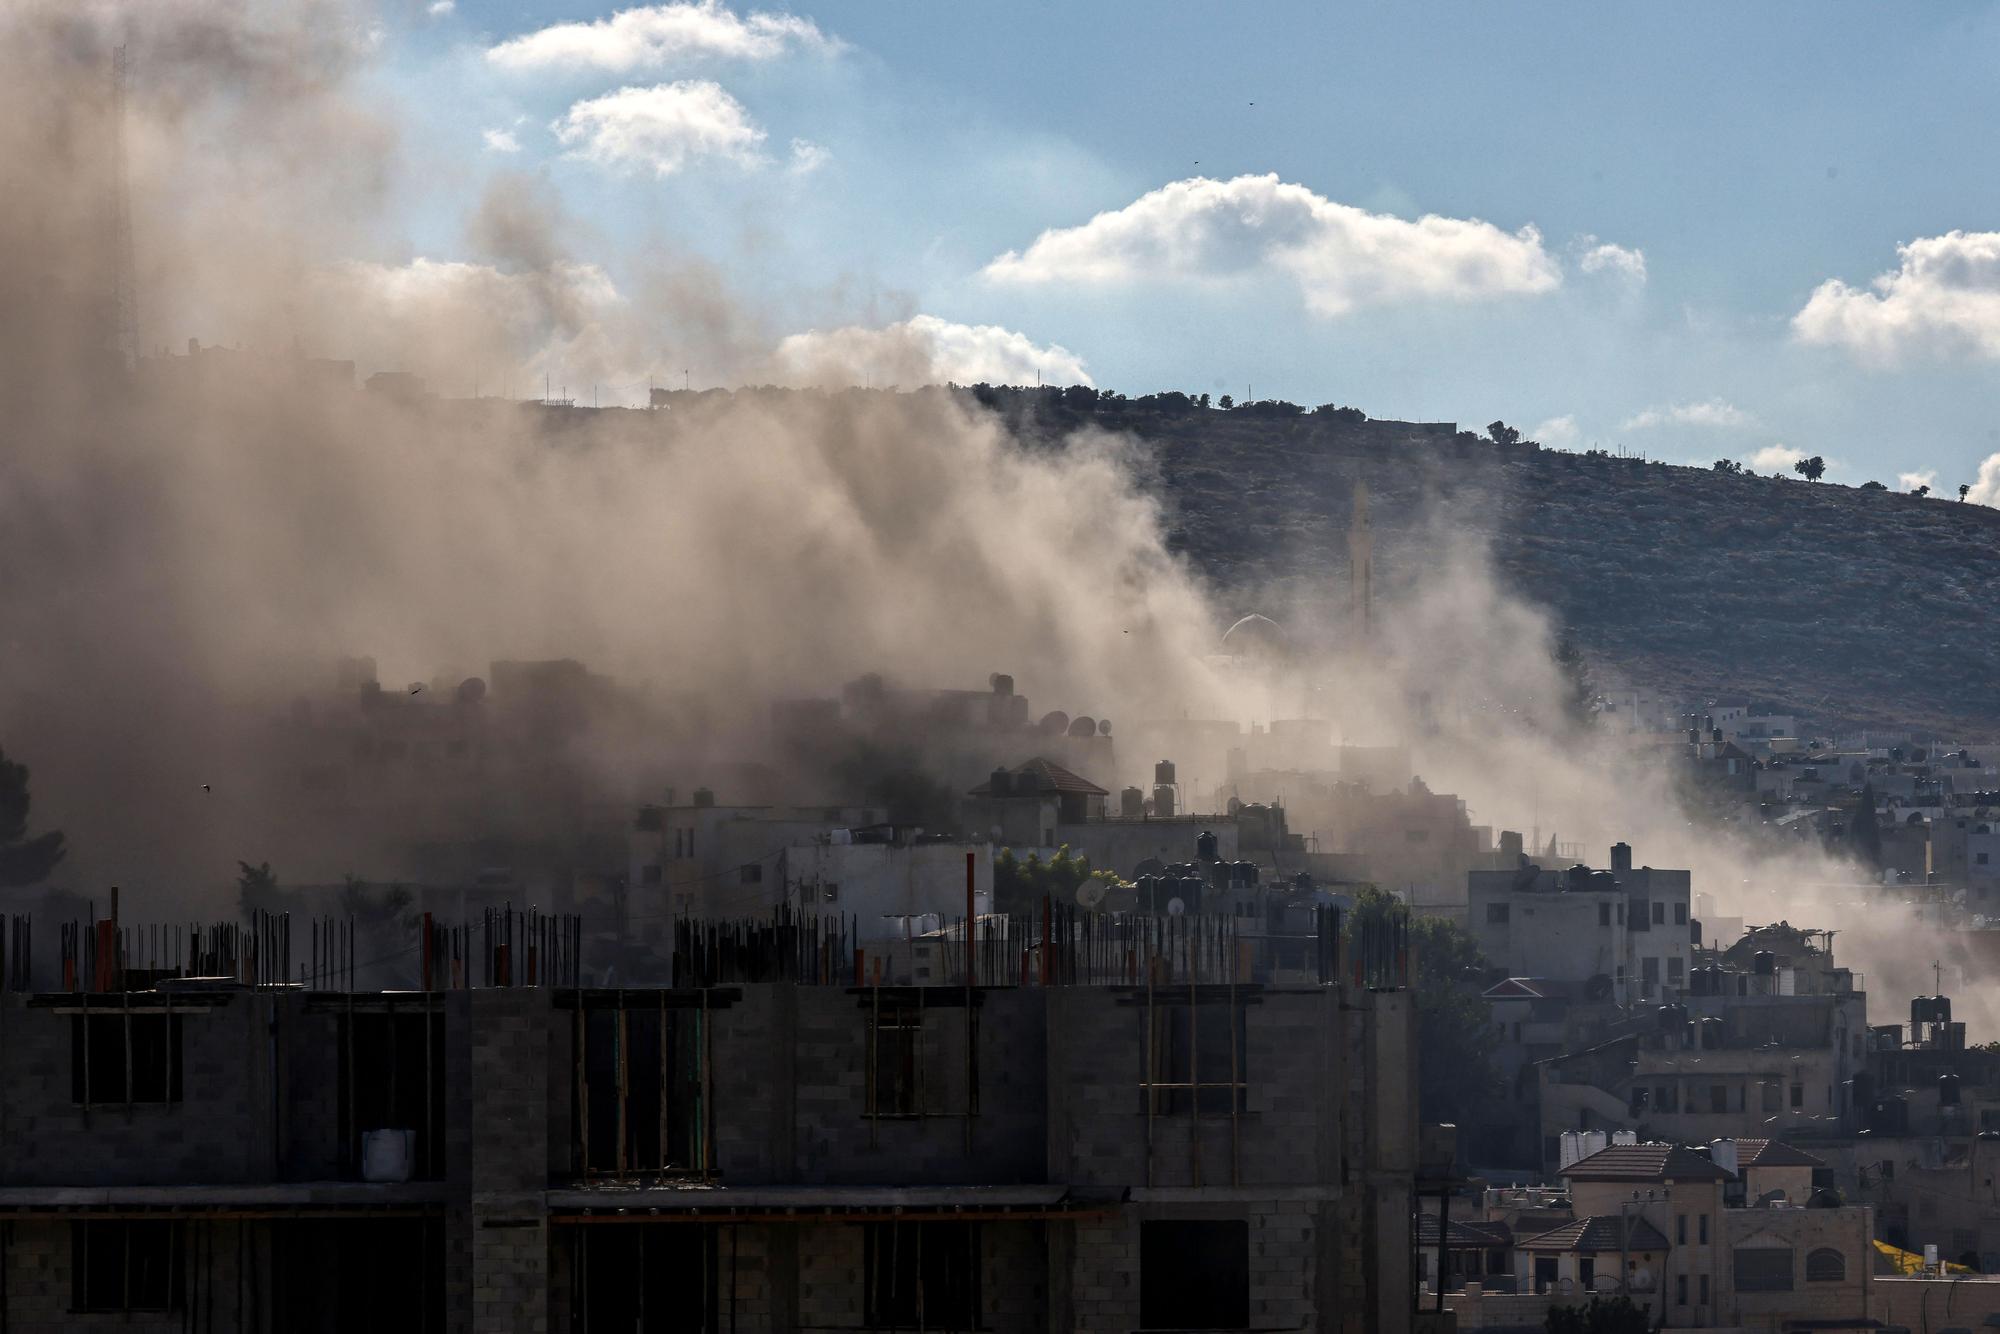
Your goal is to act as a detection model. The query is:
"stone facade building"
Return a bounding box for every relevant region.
[0,907,1418,1334]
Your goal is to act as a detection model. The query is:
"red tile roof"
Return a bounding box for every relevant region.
[1734,1138,1825,1169]
[1416,1215,1515,1248]
[1561,1143,1730,1183]
[1517,1216,1672,1253]
[967,757,1108,798]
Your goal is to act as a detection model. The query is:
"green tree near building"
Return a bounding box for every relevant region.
[993,845,1118,913]
[0,745,66,888]
[1346,885,1498,1129]
[1545,1295,1649,1334]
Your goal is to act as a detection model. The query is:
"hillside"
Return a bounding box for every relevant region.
[984,394,2000,736]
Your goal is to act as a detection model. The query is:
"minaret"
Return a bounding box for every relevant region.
[111,45,138,368]
[1347,480,1373,635]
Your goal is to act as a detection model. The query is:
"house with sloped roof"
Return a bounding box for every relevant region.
[1441,1139,1878,1331]
[1730,1137,1825,1206]
[1414,1215,1514,1290]
[1514,1214,1671,1299]
[965,757,1109,847]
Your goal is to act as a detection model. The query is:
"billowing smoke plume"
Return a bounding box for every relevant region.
[0,0,1977,1037]
[0,0,1225,898]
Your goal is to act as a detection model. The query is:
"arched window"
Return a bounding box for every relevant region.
[1806,1247,1846,1282]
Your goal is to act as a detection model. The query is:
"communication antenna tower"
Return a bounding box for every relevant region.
[111,44,140,367]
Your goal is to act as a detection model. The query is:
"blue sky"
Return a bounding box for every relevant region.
[363,0,2000,490]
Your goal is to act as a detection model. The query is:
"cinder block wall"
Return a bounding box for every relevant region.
[1067,1202,1319,1334]
[790,987,1047,1185]
[0,1218,252,1334]
[467,989,550,1334]
[1047,987,1347,1190]
[0,995,274,1187]
[795,1219,1047,1333]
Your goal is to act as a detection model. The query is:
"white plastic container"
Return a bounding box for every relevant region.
[361,1128,416,1182]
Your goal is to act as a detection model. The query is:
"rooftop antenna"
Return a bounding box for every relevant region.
[684,369,690,391]
[110,44,139,367]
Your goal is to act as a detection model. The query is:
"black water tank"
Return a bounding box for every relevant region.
[1611,842,1633,872]
[1701,1017,1724,1050]
[1753,951,1776,975]
[1196,830,1220,862]
[1940,1073,1963,1107]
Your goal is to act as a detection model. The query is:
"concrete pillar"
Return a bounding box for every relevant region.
[467,989,551,1334]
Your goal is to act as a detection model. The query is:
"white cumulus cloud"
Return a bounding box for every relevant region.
[307,257,632,386]
[1746,443,1806,473]
[982,174,1561,317]
[426,0,454,16]
[1578,237,1647,283]
[1622,399,1752,431]
[1968,455,2000,506]
[1794,231,2000,363]
[553,81,764,176]
[1531,414,1579,448]
[482,127,521,153]
[487,0,836,73]
[786,137,828,175]
[771,315,1091,389]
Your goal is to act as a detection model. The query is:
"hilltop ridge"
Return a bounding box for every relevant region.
[964,389,2000,735]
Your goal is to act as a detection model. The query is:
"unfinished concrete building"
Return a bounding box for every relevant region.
[0,902,1419,1333]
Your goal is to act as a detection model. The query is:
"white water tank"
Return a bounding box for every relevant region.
[1709,1138,1739,1178]
[362,1128,416,1182]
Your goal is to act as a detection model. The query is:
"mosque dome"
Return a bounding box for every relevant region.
[1220,613,1292,661]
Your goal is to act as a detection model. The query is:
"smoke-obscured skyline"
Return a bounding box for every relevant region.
[2,0,1990,1039]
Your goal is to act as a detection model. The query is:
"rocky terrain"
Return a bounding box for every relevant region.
[981,392,2000,736]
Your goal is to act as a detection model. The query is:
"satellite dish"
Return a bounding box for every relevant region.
[1098,718,1112,736]
[1077,881,1107,909]
[1167,897,1186,917]
[456,676,487,703]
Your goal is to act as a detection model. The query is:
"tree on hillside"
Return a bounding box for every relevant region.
[1861,481,1886,491]
[1962,483,1972,501]
[1217,394,1234,409]
[1553,630,1598,729]
[1196,392,1211,409]
[1712,458,1744,475]
[0,746,66,889]
[1346,885,1498,1127]
[1794,455,1826,481]
[1487,421,1522,447]
[1913,483,1931,497]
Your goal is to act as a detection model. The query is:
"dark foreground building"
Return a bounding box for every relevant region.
[0,908,1417,1333]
